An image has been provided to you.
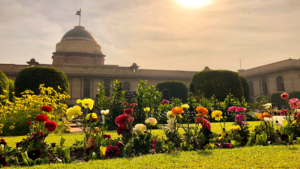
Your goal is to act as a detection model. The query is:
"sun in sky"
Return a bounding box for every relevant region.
[176,0,211,8]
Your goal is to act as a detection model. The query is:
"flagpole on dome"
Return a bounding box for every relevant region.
[76,9,81,26]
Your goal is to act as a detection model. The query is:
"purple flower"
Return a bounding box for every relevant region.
[162,100,169,105]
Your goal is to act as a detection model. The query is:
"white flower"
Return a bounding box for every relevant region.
[133,124,147,133]
[263,103,272,110]
[101,109,109,115]
[274,117,284,127]
[264,117,273,122]
[145,117,158,126]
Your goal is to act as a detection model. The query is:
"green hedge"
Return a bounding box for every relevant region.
[289,91,300,100]
[0,70,9,99]
[162,89,170,100]
[191,70,244,101]
[240,76,250,102]
[255,95,268,103]
[15,67,69,97]
[156,81,188,103]
[270,91,286,109]
[8,79,14,102]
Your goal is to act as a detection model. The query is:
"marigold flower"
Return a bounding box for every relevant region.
[172,107,184,118]
[145,117,158,126]
[196,106,208,117]
[281,92,289,99]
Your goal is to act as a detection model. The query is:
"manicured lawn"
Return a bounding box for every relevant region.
[3,121,263,148]
[10,145,300,168]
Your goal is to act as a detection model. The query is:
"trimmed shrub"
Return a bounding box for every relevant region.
[289,91,300,100]
[255,95,268,103]
[190,83,195,94]
[8,79,14,102]
[270,91,286,109]
[191,70,244,101]
[15,67,69,97]
[156,81,188,103]
[240,76,250,102]
[162,89,170,100]
[0,70,9,99]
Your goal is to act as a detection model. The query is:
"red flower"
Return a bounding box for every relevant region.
[281,109,288,115]
[41,105,52,112]
[124,108,133,116]
[117,126,126,135]
[51,143,56,147]
[28,121,33,125]
[45,121,57,132]
[0,139,7,146]
[281,93,289,99]
[124,102,129,106]
[115,114,131,127]
[16,141,23,148]
[102,134,111,140]
[130,103,137,107]
[91,145,96,149]
[195,117,211,130]
[35,114,48,122]
[0,154,9,167]
[105,145,120,158]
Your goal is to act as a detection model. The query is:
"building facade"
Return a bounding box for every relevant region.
[0,26,196,105]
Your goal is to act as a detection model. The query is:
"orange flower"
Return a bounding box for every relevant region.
[196,106,208,117]
[172,107,184,118]
[87,137,95,148]
[256,112,272,120]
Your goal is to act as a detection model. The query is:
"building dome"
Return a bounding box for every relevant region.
[61,26,97,42]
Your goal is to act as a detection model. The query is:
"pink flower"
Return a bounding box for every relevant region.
[228,106,237,112]
[296,113,300,119]
[289,98,300,109]
[162,100,170,105]
[236,107,247,113]
[152,139,157,150]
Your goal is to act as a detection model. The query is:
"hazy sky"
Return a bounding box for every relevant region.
[1,0,300,72]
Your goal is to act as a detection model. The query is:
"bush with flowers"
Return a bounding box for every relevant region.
[0,84,70,136]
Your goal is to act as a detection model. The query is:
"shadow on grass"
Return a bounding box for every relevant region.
[288,146,299,150]
[196,150,213,156]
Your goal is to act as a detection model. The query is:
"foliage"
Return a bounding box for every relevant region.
[156,81,188,103]
[162,89,170,100]
[14,67,69,97]
[270,91,286,109]
[8,79,15,102]
[239,76,250,102]
[0,84,70,136]
[191,70,244,101]
[289,91,300,100]
[0,70,9,100]
[255,95,268,103]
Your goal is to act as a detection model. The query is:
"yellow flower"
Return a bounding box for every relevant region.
[218,136,224,140]
[9,125,15,129]
[145,117,158,126]
[292,120,297,125]
[99,146,106,158]
[181,104,190,109]
[58,86,62,90]
[230,125,241,131]
[26,114,31,118]
[144,107,150,112]
[212,110,223,121]
[0,130,3,134]
[76,99,82,104]
[73,105,82,116]
[81,99,94,110]
[3,90,7,93]
[0,124,3,129]
[133,124,147,132]
[86,113,97,120]
[167,111,175,119]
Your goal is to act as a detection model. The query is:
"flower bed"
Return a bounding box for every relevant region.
[1,81,300,167]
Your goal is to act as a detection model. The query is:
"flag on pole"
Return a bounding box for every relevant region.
[76,9,81,15]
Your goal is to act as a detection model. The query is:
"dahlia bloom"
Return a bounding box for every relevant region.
[289,98,300,109]
[45,120,57,132]
[105,145,120,158]
[115,114,134,127]
[236,107,247,113]
[145,117,158,126]
[196,106,208,117]
[281,92,289,99]
[228,106,237,112]
[195,117,211,130]
[162,99,169,105]
[35,114,48,122]
[41,105,52,112]
[124,108,133,115]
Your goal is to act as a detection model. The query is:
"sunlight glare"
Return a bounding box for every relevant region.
[176,0,211,8]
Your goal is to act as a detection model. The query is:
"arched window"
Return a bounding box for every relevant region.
[123,82,130,91]
[276,76,285,91]
[249,81,254,97]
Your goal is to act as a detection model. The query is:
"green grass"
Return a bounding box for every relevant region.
[2,121,263,148]
[10,145,300,168]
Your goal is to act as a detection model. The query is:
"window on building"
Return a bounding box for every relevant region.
[261,76,268,95]
[249,81,254,97]
[83,79,91,98]
[276,76,285,91]
[123,82,130,91]
[104,79,111,96]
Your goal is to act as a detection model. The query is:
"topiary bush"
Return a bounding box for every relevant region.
[8,79,14,102]
[240,76,250,102]
[15,67,69,97]
[0,70,9,99]
[191,70,244,101]
[289,91,300,100]
[255,95,268,103]
[270,91,286,109]
[162,89,170,100]
[156,81,188,103]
